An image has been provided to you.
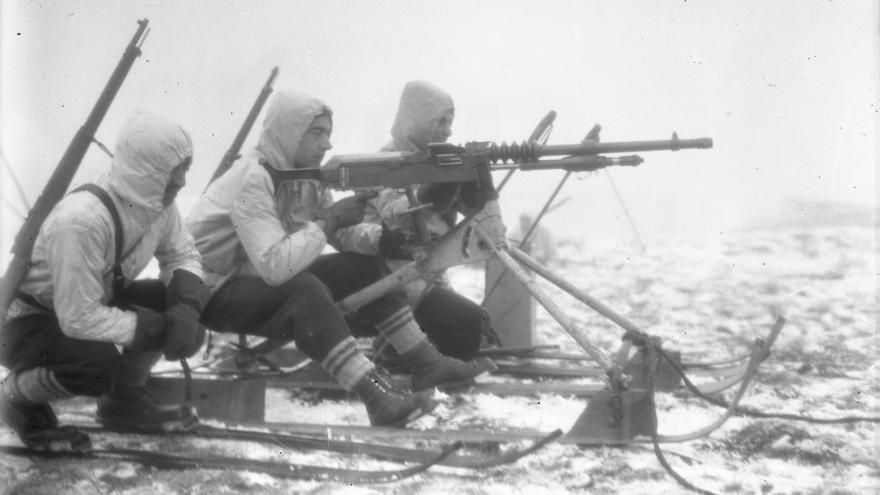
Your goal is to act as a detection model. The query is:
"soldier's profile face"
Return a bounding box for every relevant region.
[295,115,333,169]
[162,157,191,207]
[410,111,454,150]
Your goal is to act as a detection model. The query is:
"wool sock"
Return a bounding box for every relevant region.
[374,307,427,354]
[1,368,73,405]
[321,337,375,391]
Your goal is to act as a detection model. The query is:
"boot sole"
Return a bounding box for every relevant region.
[414,358,498,392]
[392,397,439,428]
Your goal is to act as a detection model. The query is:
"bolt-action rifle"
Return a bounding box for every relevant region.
[205,66,280,189]
[0,19,151,326]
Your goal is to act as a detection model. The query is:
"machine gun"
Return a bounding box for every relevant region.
[262,134,713,194]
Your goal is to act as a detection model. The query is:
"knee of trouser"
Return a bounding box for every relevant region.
[280,272,334,303]
[456,312,485,360]
[53,344,122,397]
[343,254,391,284]
[277,273,350,349]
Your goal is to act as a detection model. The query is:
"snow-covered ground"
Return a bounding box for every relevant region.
[1,223,878,494]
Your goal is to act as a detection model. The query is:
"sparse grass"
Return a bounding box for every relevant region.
[722,421,844,465]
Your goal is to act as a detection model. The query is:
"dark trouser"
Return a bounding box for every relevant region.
[414,287,487,361]
[201,253,409,361]
[0,280,167,397]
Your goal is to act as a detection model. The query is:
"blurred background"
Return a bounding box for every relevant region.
[1,0,876,266]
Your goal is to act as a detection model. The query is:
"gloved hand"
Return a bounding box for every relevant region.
[162,303,206,360]
[167,269,211,313]
[316,191,379,230]
[416,183,459,213]
[456,181,484,214]
[378,222,414,260]
[128,306,167,353]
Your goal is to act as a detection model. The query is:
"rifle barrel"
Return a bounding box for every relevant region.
[0,19,149,324]
[206,66,280,187]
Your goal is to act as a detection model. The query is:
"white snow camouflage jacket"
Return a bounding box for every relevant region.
[186,91,378,291]
[10,111,203,346]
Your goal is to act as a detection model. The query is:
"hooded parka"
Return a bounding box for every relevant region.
[187,91,377,291]
[9,111,203,347]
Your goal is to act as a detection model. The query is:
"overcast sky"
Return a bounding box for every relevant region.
[1,0,876,256]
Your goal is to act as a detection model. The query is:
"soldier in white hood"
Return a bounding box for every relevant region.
[1,111,209,451]
[187,90,492,427]
[366,81,495,366]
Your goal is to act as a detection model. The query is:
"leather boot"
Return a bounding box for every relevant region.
[96,385,198,432]
[401,339,497,391]
[1,397,90,451]
[352,370,437,427]
[371,339,409,374]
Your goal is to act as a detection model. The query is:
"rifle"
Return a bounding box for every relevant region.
[205,66,280,189]
[261,133,713,193]
[0,19,151,325]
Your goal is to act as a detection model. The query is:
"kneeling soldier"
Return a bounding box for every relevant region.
[1,111,208,451]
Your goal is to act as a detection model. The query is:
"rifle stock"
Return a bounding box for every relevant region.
[0,19,150,325]
[205,67,280,189]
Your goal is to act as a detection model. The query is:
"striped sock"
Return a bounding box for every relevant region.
[375,307,427,354]
[322,337,375,391]
[1,368,73,405]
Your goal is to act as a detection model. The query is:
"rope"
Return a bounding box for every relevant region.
[655,346,880,424]
[603,169,647,253]
[646,344,718,495]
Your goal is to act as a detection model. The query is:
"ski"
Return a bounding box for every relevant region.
[479,346,753,368]
[0,440,461,484]
[70,421,562,469]
[238,420,560,443]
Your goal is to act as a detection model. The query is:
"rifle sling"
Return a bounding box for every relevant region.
[14,184,131,311]
[71,184,128,298]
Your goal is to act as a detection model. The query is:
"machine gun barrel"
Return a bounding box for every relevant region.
[542,136,713,156]
[476,135,713,164]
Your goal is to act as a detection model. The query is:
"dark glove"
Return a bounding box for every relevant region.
[128,306,167,353]
[416,183,459,213]
[167,269,211,313]
[316,191,379,230]
[162,303,206,360]
[457,181,484,213]
[378,222,414,260]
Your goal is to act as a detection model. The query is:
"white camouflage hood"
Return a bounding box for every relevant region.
[389,80,454,152]
[101,110,193,225]
[257,90,332,171]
